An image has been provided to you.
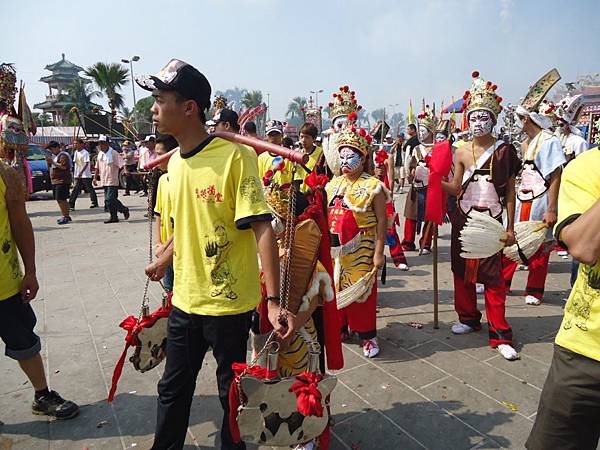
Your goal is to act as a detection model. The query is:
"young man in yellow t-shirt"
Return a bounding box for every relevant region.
[0,162,79,419]
[153,134,178,292]
[294,122,328,191]
[527,147,600,450]
[138,60,296,450]
[257,119,294,186]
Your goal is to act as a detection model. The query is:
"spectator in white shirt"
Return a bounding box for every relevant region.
[69,138,98,209]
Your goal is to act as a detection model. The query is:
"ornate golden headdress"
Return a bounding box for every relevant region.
[328,85,362,120]
[417,102,438,132]
[463,71,503,119]
[212,95,228,110]
[334,111,372,155]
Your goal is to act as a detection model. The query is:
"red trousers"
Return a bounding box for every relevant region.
[453,274,513,347]
[338,282,377,340]
[403,218,433,249]
[501,246,551,300]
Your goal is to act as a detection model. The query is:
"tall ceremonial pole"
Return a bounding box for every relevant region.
[144,131,309,170]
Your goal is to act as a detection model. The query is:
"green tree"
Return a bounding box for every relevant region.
[85,62,129,116]
[215,87,248,110]
[371,108,385,123]
[32,112,53,126]
[133,96,154,123]
[242,90,263,109]
[286,96,307,127]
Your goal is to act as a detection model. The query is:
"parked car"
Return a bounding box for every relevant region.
[26,144,51,193]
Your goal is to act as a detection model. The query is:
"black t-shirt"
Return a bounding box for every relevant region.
[403,136,420,159]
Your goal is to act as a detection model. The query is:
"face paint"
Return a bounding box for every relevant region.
[513,114,525,134]
[435,132,447,142]
[418,125,431,142]
[468,110,494,137]
[339,146,363,174]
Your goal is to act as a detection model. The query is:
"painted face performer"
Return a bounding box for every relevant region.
[325,113,388,358]
[555,94,588,162]
[442,71,522,361]
[401,103,437,253]
[502,69,566,306]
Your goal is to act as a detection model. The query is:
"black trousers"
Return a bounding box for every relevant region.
[151,307,252,450]
[526,344,600,450]
[125,164,139,194]
[69,177,98,206]
[104,186,127,219]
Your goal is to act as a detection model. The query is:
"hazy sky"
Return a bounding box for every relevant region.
[6,0,600,121]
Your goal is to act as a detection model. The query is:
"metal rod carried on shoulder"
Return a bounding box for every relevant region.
[144,131,309,170]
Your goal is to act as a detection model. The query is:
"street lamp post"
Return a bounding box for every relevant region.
[266,93,270,121]
[310,89,324,107]
[121,56,140,131]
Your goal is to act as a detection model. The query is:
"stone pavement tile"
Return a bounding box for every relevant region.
[483,354,549,391]
[519,341,554,366]
[330,376,371,421]
[376,320,440,351]
[410,340,542,417]
[420,376,534,449]
[0,392,50,450]
[336,364,487,449]
[332,409,426,450]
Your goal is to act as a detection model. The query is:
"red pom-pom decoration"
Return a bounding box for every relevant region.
[358,128,367,137]
[472,71,480,78]
[499,105,503,111]
[463,94,469,100]
[348,111,358,121]
[343,85,349,92]
[358,105,362,110]
[300,107,305,112]
[543,99,548,103]
[351,91,355,95]
[486,81,492,87]
[496,96,503,103]
[328,102,334,107]
[333,93,338,98]
[366,135,373,144]
[265,169,274,178]
[351,127,356,133]
[492,84,497,91]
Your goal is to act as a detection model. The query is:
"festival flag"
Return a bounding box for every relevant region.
[408,99,415,125]
[425,140,453,225]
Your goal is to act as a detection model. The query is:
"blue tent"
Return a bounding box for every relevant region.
[443,98,465,113]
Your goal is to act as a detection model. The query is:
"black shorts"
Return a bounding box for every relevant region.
[0,293,41,360]
[52,184,70,201]
[526,344,600,450]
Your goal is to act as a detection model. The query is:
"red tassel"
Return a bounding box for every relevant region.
[290,372,324,417]
[464,259,480,285]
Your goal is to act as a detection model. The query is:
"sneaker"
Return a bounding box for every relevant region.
[497,344,519,361]
[104,218,119,224]
[68,203,75,210]
[451,323,475,335]
[525,295,541,306]
[362,338,380,358]
[420,248,431,255]
[90,204,98,209]
[557,250,568,257]
[140,192,148,197]
[399,263,409,271]
[476,284,485,295]
[57,217,70,225]
[518,264,529,271]
[122,208,130,220]
[32,390,79,420]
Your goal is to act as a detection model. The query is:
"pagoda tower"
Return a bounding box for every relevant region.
[34,54,89,125]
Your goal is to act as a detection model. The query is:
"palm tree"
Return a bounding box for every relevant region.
[286,96,307,126]
[215,87,248,110]
[85,62,129,116]
[242,90,263,109]
[64,78,99,113]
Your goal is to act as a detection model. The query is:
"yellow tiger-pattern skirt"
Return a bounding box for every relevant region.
[278,317,318,378]
[338,231,376,292]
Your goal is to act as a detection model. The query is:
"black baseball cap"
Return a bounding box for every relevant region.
[136,59,212,111]
[211,108,239,128]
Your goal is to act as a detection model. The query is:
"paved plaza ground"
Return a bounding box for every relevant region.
[1,189,574,450]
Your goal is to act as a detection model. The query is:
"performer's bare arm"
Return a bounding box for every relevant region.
[503,176,517,246]
[3,168,39,303]
[561,199,600,265]
[544,168,561,229]
[252,220,296,340]
[154,216,164,256]
[372,191,387,269]
[442,147,466,195]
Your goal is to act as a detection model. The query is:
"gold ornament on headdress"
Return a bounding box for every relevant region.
[417,101,438,132]
[212,95,228,110]
[328,85,362,120]
[0,64,17,110]
[463,71,503,119]
[520,68,560,112]
[334,111,372,156]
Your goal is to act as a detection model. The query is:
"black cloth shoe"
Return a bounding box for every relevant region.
[69,203,75,210]
[90,204,98,208]
[104,218,119,224]
[32,390,79,420]
[122,208,130,220]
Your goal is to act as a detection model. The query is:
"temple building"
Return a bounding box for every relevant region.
[33,54,93,125]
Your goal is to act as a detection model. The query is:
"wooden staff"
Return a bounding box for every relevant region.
[433,224,439,329]
[144,131,309,170]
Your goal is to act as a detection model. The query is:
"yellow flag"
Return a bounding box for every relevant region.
[408,99,415,126]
